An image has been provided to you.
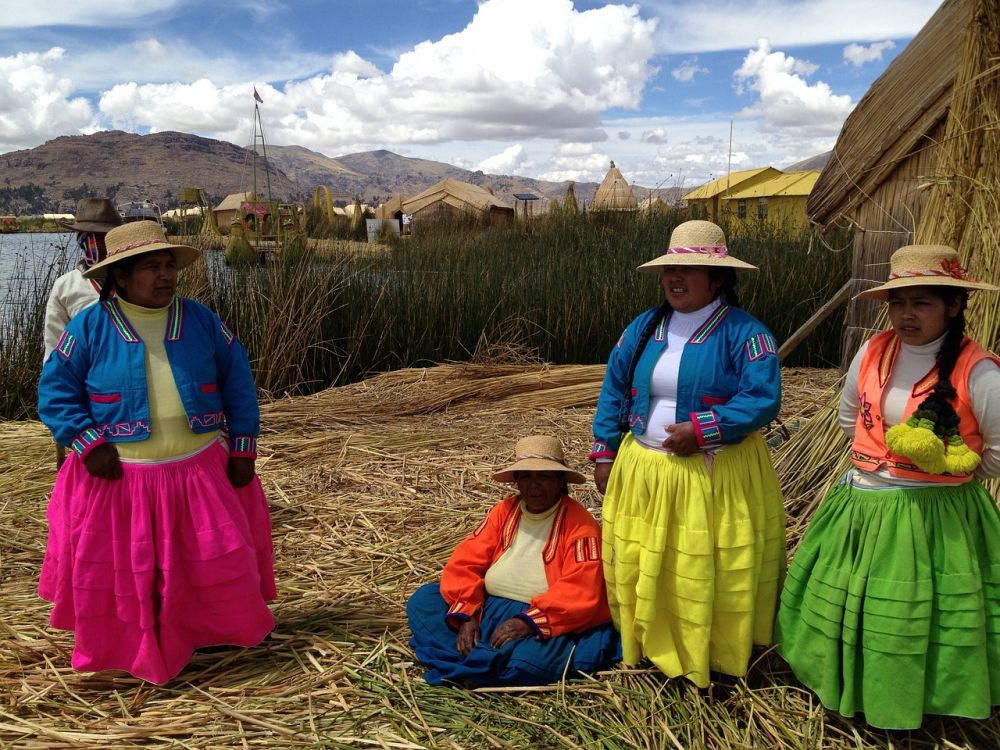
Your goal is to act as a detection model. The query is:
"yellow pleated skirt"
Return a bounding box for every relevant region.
[602,433,785,687]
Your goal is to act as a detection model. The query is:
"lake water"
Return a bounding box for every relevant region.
[0,233,76,307]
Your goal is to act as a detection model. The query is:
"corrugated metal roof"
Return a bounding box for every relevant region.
[513,193,540,201]
[682,167,779,200]
[721,171,821,199]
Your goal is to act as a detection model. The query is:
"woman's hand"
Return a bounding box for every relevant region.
[490,617,533,648]
[594,461,613,495]
[83,442,123,480]
[227,456,256,488]
[456,618,480,656]
[663,421,699,456]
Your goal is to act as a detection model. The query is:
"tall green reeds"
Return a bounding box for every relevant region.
[2,213,850,418]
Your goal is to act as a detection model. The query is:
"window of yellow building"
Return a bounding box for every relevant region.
[757,198,768,220]
[737,200,747,220]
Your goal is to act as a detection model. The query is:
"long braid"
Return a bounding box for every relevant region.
[618,300,671,432]
[711,268,741,308]
[914,291,967,437]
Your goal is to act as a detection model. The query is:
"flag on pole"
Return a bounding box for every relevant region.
[253,86,263,103]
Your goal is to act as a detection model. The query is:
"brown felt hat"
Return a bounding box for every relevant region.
[492,435,586,484]
[638,220,757,272]
[855,244,999,300]
[83,220,200,279]
[58,198,123,233]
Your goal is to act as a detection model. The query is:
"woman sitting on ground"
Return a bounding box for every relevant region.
[407,435,621,687]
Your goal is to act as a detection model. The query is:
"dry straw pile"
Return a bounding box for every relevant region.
[4,362,999,748]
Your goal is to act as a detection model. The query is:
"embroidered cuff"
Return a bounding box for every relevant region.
[517,607,552,640]
[690,410,722,448]
[229,435,258,458]
[588,440,618,462]
[445,599,479,629]
[70,427,106,458]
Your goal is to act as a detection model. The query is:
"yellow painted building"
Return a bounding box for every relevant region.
[721,170,821,230]
[682,167,781,223]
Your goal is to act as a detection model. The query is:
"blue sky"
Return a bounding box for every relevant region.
[0,0,941,188]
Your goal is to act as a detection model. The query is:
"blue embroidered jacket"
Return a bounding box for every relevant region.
[39,296,260,459]
[590,303,781,460]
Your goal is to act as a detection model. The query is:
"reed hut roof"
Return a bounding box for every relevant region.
[807,0,971,231]
[402,178,509,216]
[215,192,254,211]
[591,161,637,212]
[721,171,821,200]
[374,195,407,220]
[682,167,780,201]
[637,196,667,212]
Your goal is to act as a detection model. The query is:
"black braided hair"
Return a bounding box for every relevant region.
[618,300,672,432]
[709,267,741,308]
[911,288,968,437]
[97,257,138,301]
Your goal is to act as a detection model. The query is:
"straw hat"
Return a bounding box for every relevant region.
[855,244,999,300]
[492,435,586,484]
[638,220,757,272]
[83,220,200,279]
[58,198,123,233]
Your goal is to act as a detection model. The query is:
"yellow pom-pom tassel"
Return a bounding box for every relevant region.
[943,435,981,475]
[886,422,947,474]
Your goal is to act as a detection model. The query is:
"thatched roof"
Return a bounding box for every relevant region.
[214,192,254,212]
[721,171,820,200]
[402,178,508,215]
[591,161,637,212]
[807,0,971,230]
[375,195,407,219]
[637,196,668,213]
[682,168,781,201]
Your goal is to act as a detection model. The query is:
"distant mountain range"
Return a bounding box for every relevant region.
[0,129,827,215]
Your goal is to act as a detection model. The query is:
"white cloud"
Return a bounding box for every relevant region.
[0,48,95,151]
[733,39,853,136]
[64,0,658,156]
[671,60,708,83]
[649,0,939,53]
[0,1,184,28]
[843,40,896,67]
[641,127,668,145]
[477,144,531,175]
[538,142,611,182]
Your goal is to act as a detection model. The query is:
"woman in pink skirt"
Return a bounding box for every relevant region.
[37,220,276,684]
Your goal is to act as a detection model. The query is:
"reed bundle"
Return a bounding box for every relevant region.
[6,362,998,748]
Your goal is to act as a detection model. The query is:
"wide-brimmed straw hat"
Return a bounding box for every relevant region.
[855,244,999,300]
[58,198,123,234]
[638,220,757,272]
[492,435,586,484]
[83,220,200,279]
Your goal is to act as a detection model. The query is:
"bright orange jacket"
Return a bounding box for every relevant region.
[440,495,612,639]
[851,330,997,483]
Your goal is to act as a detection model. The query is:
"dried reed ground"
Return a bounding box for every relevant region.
[2,363,999,749]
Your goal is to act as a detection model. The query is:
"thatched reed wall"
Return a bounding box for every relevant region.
[807,0,971,367]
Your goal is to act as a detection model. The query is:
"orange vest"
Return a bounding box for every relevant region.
[851,331,997,483]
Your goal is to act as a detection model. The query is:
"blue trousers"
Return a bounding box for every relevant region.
[407,583,621,687]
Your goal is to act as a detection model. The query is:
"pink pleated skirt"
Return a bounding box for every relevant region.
[38,439,276,684]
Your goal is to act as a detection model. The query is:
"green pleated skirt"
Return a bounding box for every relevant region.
[603,433,786,687]
[776,475,1000,729]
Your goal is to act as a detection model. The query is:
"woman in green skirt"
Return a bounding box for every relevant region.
[776,244,1000,729]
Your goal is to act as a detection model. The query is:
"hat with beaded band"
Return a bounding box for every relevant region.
[492,435,586,484]
[83,220,200,279]
[855,244,999,300]
[638,220,757,272]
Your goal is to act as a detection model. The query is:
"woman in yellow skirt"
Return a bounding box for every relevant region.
[590,220,785,686]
